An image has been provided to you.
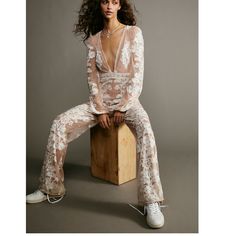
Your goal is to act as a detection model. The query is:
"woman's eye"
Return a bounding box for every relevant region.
[101,0,118,5]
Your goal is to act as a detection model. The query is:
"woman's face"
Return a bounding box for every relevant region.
[100,0,121,20]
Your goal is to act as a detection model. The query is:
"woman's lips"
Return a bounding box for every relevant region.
[105,11,113,14]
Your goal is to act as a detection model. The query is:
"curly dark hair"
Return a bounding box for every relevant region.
[73,0,139,43]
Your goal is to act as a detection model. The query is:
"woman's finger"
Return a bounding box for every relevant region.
[101,119,106,128]
[121,114,124,122]
[114,116,117,125]
[107,116,111,127]
[117,116,120,124]
[119,114,123,123]
[116,115,120,124]
[104,118,109,129]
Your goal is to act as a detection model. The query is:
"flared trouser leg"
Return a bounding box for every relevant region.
[38,101,98,196]
[123,100,165,206]
[38,100,164,205]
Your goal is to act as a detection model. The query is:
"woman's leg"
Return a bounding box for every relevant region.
[38,101,98,197]
[123,100,164,206]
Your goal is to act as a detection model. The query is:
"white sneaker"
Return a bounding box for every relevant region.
[26,190,65,204]
[128,201,168,229]
[26,190,47,203]
[144,202,165,228]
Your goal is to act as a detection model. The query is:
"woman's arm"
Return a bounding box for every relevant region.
[85,35,109,115]
[115,26,144,112]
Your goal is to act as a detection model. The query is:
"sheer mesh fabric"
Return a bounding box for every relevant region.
[38,25,165,206]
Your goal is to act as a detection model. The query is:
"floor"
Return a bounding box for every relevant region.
[26,152,198,233]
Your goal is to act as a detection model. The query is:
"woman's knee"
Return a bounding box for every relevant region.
[50,113,66,132]
[134,110,153,134]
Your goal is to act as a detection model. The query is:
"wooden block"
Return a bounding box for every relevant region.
[90,116,136,185]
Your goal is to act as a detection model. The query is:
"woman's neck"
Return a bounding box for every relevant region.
[103,19,121,32]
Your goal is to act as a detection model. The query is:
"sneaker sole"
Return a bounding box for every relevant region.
[26,196,47,204]
[147,219,165,229]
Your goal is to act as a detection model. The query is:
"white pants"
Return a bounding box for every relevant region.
[38,100,164,206]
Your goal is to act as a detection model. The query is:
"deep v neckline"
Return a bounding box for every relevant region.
[99,25,127,73]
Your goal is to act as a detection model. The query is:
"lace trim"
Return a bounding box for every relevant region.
[100,72,130,80]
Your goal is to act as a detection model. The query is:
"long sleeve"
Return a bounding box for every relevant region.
[115,26,144,112]
[84,35,109,115]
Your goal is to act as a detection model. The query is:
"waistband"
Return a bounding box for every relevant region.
[99,72,130,81]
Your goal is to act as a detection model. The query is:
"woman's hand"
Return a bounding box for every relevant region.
[113,110,126,126]
[97,113,111,129]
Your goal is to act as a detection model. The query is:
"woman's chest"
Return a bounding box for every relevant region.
[95,29,133,73]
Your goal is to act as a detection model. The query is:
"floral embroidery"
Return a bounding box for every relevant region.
[88,49,95,59]
[95,50,103,70]
[88,81,99,95]
[120,40,131,69]
[116,26,144,112]
[84,36,109,115]
[38,101,164,204]
[37,26,165,205]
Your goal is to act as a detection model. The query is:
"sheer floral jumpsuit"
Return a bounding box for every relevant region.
[38,25,165,208]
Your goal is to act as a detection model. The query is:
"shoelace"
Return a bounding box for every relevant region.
[46,194,64,204]
[128,202,168,216]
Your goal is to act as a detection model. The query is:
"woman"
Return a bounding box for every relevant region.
[26,0,167,229]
